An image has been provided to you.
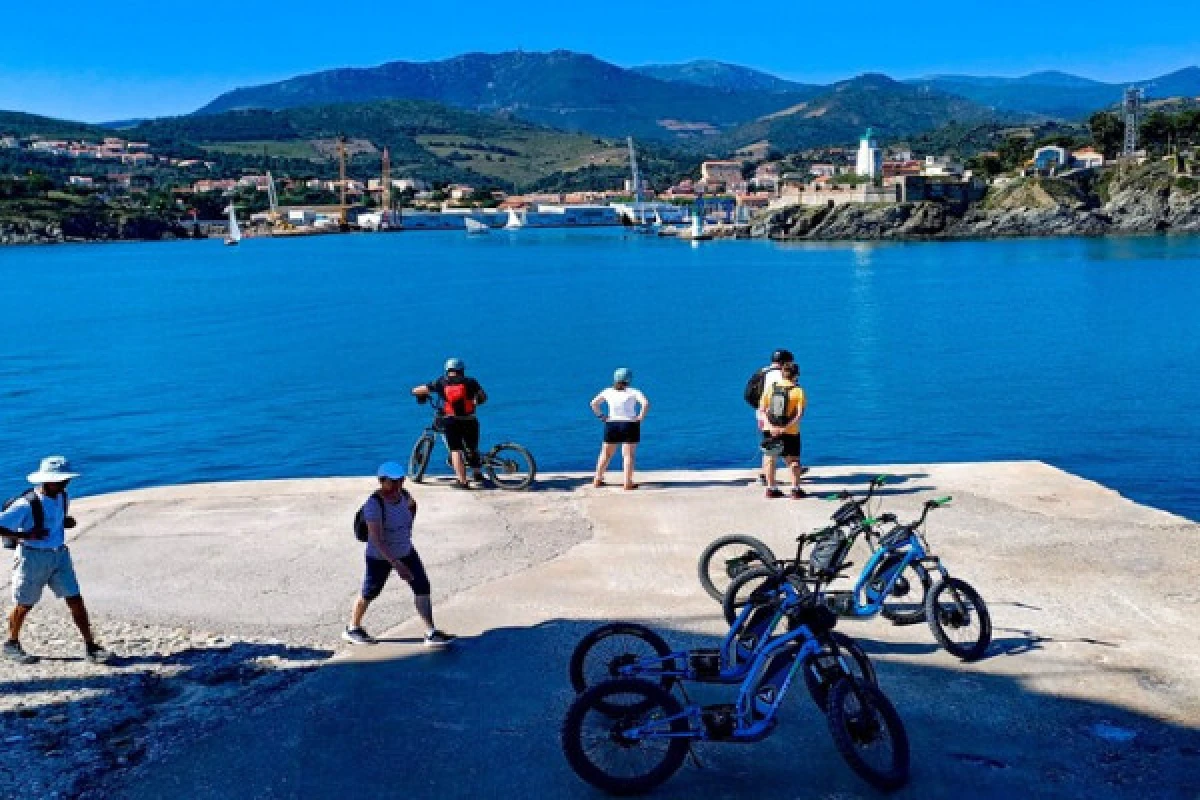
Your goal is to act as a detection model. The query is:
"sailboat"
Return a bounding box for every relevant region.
[504,209,525,229]
[464,217,490,235]
[224,203,242,246]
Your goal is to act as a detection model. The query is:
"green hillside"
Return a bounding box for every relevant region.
[0,111,107,140]
[195,50,817,141]
[711,74,1003,154]
[131,99,647,190]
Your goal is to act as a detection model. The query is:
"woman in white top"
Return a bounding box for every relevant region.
[590,367,650,490]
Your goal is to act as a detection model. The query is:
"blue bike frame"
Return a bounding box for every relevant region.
[840,528,945,618]
[620,621,827,743]
[611,592,791,685]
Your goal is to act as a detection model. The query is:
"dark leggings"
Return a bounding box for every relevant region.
[362,549,431,600]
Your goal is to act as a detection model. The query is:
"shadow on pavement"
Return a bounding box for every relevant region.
[106,617,1199,800]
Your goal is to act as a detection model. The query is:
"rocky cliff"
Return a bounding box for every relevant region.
[756,161,1200,241]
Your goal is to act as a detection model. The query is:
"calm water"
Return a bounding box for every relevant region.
[2,230,1198,520]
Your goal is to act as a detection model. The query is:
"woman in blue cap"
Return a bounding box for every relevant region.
[590,368,650,490]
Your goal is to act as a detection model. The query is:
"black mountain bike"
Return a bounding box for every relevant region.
[407,402,536,490]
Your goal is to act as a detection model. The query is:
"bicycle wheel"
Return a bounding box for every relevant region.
[925,577,992,661]
[721,566,782,626]
[825,677,910,791]
[407,434,434,482]
[569,623,674,710]
[483,443,536,490]
[803,632,878,711]
[698,534,777,603]
[877,556,932,626]
[562,677,690,796]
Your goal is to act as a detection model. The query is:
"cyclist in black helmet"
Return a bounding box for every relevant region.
[412,358,488,488]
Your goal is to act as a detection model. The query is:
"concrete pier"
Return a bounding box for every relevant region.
[4,462,1198,798]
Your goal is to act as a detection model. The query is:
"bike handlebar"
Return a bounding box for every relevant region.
[822,473,889,506]
[911,496,952,528]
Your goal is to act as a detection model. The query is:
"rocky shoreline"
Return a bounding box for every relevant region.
[0,610,331,799]
[754,161,1200,241]
[0,219,191,246]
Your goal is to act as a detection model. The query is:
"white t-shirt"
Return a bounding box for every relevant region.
[0,491,66,549]
[594,387,647,422]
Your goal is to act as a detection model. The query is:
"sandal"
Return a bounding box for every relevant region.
[592,479,607,488]
[623,483,639,491]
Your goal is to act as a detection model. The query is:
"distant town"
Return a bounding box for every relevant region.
[1,85,1197,243]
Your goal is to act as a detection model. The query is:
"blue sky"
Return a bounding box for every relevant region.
[3,0,1197,122]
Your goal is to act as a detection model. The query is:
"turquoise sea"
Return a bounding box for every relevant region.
[1,230,1198,520]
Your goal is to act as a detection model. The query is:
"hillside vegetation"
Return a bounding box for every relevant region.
[132,100,660,190]
[195,50,822,141]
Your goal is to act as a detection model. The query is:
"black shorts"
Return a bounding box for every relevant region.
[604,420,641,444]
[763,432,802,460]
[362,549,431,599]
[441,416,480,456]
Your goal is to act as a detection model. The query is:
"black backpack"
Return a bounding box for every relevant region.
[352,493,386,543]
[1,489,67,550]
[743,366,771,408]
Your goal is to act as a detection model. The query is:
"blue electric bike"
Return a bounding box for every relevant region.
[722,492,993,661]
[562,575,910,794]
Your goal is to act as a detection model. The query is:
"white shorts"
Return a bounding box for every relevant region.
[11,546,81,607]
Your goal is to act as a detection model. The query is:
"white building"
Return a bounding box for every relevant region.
[922,156,965,177]
[1072,148,1105,169]
[855,129,883,179]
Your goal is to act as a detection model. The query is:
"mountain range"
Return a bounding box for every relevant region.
[191,51,1200,156]
[196,51,821,143]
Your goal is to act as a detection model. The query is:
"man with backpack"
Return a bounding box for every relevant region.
[744,349,793,485]
[412,358,488,489]
[343,462,454,647]
[0,456,112,664]
[759,362,807,499]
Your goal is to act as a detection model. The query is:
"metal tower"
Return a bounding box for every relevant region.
[1122,87,1143,157]
[381,147,391,211]
[626,137,642,203]
[338,135,347,223]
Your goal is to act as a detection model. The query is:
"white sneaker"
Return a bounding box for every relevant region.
[424,630,456,647]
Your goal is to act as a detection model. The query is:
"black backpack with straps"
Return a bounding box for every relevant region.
[1,489,68,550]
[352,492,386,543]
[743,366,771,408]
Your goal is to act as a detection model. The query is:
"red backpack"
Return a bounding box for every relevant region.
[442,379,476,417]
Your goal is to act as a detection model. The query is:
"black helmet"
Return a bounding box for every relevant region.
[772,349,794,364]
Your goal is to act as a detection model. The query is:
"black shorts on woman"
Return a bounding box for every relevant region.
[604,420,641,444]
[362,548,431,599]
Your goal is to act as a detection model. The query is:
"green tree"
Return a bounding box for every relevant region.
[1088,112,1125,159]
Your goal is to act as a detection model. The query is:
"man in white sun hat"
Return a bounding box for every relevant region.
[0,456,113,665]
[342,461,455,647]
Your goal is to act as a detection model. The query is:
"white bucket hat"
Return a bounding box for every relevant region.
[28,455,80,484]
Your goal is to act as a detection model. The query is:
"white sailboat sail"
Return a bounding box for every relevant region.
[464,217,489,235]
[504,209,524,229]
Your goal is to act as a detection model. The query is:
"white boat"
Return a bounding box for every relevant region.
[504,209,525,229]
[464,217,490,235]
[224,203,242,246]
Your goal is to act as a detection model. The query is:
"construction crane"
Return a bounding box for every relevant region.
[338,135,348,225]
[626,136,646,226]
[381,147,391,212]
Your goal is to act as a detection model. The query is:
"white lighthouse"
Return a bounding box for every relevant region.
[855,128,883,179]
